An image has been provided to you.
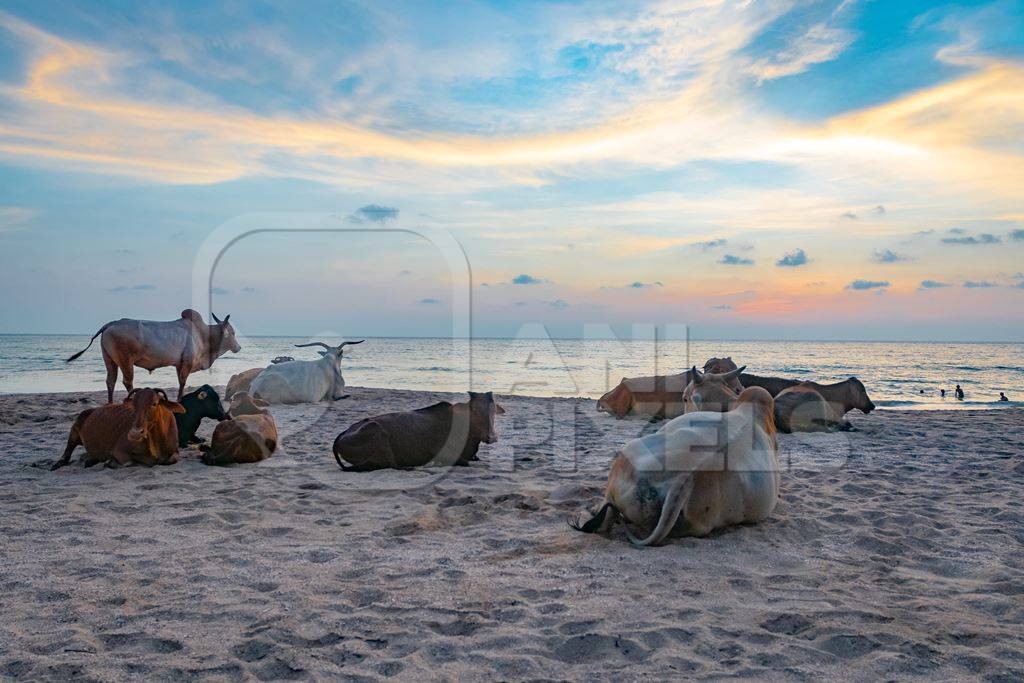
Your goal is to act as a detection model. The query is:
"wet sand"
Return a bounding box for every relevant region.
[1,387,1022,681]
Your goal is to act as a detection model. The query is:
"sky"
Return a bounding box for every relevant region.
[1,0,1023,341]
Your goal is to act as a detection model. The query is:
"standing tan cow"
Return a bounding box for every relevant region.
[67,309,241,403]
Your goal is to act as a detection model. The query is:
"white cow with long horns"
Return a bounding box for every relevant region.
[250,340,364,404]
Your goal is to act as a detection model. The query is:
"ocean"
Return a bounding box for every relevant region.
[0,335,1021,409]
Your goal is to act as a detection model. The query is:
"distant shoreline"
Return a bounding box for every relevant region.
[4,386,1021,412]
[1,332,1023,344]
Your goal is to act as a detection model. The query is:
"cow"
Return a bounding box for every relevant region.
[682,365,747,413]
[200,392,278,466]
[333,392,505,471]
[571,386,778,546]
[51,388,185,470]
[774,377,875,433]
[738,373,800,397]
[66,309,241,403]
[225,368,264,400]
[174,384,229,447]
[250,340,364,404]
[596,357,741,419]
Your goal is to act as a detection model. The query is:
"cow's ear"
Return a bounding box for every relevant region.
[198,390,207,400]
[495,404,506,415]
[163,400,186,414]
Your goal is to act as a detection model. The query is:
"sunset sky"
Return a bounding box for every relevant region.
[1,0,1023,340]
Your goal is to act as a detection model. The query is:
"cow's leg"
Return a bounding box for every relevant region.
[103,351,118,403]
[51,416,87,470]
[120,362,134,396]
[108,444,135,468]
[176,365,189,400]
[82,450,110,468]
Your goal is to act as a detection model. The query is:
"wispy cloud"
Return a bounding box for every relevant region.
[942,232,1001,245]
[846,279,890,291]
[719,254,754,266]
[0,207,36,233]
[919,280,951,289]
[419,297,441,304]
[872,249,911,263]
[511,273,545,285]
[109,283,157,292]
[1010,229,1024,241]
[963,280,997,288]
[349,204,399,224]
[776,248,808,267]
[692,238,727,251]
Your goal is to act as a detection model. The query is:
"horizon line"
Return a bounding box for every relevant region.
[1,332,1022,345]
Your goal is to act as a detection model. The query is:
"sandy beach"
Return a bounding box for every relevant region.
[1,387,1022,681]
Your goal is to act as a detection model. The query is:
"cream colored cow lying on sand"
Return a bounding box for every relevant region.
[572,385,778,546]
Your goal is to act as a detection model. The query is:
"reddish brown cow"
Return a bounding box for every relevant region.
[66,309,241,403]
[51,388,185,470]
[597,357,741,419]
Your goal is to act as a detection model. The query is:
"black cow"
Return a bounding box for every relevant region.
[174,384,230,447]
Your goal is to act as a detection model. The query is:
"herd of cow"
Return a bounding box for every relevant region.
[51,309,878,546]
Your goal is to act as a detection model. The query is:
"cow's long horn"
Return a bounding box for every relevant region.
[295,342,334,350]
[691,366,703,385]
[340,340,365,347]
[723,365,746,380]
[211,312,222,324]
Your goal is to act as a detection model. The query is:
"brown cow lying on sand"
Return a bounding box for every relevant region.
[774,378,875,433]
[200,392,278,466]
[573,385,778,546]
[225,368,264,400]
[51,388,184,470]
[333,392,505,471]
[597,357,741,419]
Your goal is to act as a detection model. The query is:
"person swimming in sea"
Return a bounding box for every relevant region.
[955,385,964,400]
[1000,392,1009,402]
[940,389,946,398]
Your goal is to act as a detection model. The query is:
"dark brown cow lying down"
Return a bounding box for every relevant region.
[333,392,505,471]
[774,378,875,433]
[738,373,800,397]
[597,357,740,419]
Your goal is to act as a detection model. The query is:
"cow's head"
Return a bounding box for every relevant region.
[468,391,505,444]
[182,384,229,421]
[211,313,241,354]
[703,356,738,374]
[847,376,875,413]
[125,388,184,442]
[296,339,365,364]
[597,381,633,416]
[683,365,746,413]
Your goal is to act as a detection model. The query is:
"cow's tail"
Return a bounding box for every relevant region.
[623,474,695,548]
[569,502,619,534]
[66,323,111,362]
